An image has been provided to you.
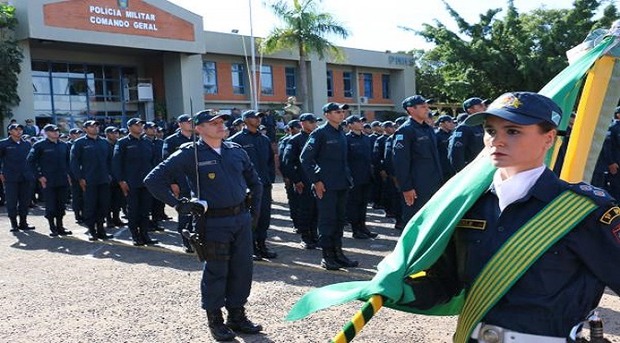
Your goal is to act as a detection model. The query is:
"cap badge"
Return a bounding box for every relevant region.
[490,94,522,110]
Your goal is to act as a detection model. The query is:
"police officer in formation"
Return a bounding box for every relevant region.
[27,124,72,236]
[145,110,264,342]
[162,114,194,252]
[282,113,322,249]
[113,118,159,246]
[300,103,358,270]
[371,121,392,214]
[1,123,36,231]
[448,97,486,172]
[228,110,277,260]
[393,95,443,226]
[435,114,456,182]
[144,121,168,228]
[70,120,114,241]
[345,115,378,239]
[383,118,405,229]
[67,128,84,223]
[104,126,126,229]
[278,120,302,233]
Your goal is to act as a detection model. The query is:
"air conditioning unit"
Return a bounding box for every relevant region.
[359,96,368,104]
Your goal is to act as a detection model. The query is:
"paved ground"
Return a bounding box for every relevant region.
[1,181,619,342]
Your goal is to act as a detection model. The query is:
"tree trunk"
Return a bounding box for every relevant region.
[298,45,309,112]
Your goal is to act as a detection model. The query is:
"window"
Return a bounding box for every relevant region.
[260,65,274,95]
[285,67,296,96]
[231,64,245,95]
[363,73,373,98]
[326,70,333,97]
[203,61,218,94]
[382,74,390,99]
[343,72,353,98]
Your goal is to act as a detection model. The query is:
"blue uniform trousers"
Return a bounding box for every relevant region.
[347,183,371,230]
[316,189,348,248]
[5,180,34,218]
[83,183,110,227]
[109,182,124,219]
[70,179,83,218]
[296,186,318,232]
[285,182,300,229]
[400,187,433,227]
[200,212,253,311]
[42,185,68,218]
[127,186,152,234]
[254,184,272,242]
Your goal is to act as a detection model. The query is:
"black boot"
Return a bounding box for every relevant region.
[359,226,378,238]
[56,216,72,235]
[96,221,114,240]
[129,227,145,246]
[75,211,84,224]
[206,309,235,342]
[19,215,35,230]
[47,217,59,237]
[226,307,263,334]
[9,216,18,232]
[256,240,277,259]
[320,248,341,270]
[352,227,370,239]
[252,241,263,261]
[141,228,158,245]
[87,225,98,241]
[334,245,359,268]
[299,229,317,249]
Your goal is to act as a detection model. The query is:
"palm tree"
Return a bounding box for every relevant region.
[261,0,349,111]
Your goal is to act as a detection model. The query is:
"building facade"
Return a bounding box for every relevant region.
[11,0,415,130]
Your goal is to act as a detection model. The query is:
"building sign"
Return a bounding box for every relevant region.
[44,0,195,41]
[388,55,415,66]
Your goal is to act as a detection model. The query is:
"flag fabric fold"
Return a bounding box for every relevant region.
[286,36,618,322]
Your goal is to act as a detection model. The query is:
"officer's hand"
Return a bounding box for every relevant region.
[119,181,129,197]
[312,181,325,199]
[403,189,417,206]
[0,174,4,183]
[38,176,47,189]
[609,163,619,175]
[79,179,87,192]
[175,197,208,216]
[170,183,180,198]
[294,182,304,194]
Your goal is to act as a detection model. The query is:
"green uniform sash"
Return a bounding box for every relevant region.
[453,190,598,343]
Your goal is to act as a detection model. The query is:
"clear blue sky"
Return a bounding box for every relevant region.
[168,0,582,52]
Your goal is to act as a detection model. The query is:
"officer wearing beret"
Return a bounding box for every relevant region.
[229,110,277,260]
[112,118,158,246]
[393,95,443,226]
[144,110,264,342]
[162,114,194,252]
[67,128,84,223]
[345,115,378,239]
[448,97,486,172]
[435,114,456,183]
[70,120,113,240]
[278,120,302,234]
[282,113,322,249]
[300,103,359,270]
[103,126,125,229]
[1,123,36,231]
[27,124,72,236]
[402,92,620,342]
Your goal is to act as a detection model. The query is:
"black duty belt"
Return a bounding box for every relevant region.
[205,202,247,218]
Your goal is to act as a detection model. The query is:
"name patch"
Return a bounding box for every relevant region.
[198,160,217,166]
[457,219,486,230]
[600,206,620,224]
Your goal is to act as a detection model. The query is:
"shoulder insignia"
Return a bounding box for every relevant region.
[568,182,613,206]
[600,206,620,224]
[179,141,195,150]
[457,219,486,230]
[453,131,463,138]
[395,134,404,141]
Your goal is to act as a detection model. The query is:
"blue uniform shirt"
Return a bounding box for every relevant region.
[282,131,311,185]
[228,128,275,185]
[448,124,485,172]
[278,134,291,178]
[346,131,373,186]
[300,123,352,191]
[0,137,34,183]
[27,138,70,187]
[112,134,158,188]
[144,140,263,212]
[436,128,455,181]
[162,130,192,159]
[372,134,389,174]
[70,135,111,185]
[392,118,443,193]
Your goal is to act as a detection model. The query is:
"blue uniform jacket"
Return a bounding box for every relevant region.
[300,123,352,191]
[27,138,70,187]
[228,128,275,185]
[0,137,34,183]
[282,131,311,185]
[448,124,485,172]
[383,135,396,176]
[144,140,263,213]
[346,131,372,186]
[436,128,455,180]
[372,134,388,173]
[277,134,291,178]
[162,130,192,159]
[70,135,111,185]
[409,169,620,337]
[392,118,443,193]
[112,134,158,188]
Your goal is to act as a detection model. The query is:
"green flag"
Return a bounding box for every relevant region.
[287,36,617,322]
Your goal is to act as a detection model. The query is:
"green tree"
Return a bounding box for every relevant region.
[407,0,618,103]
[0,4,23,131]
[261,0,349,111]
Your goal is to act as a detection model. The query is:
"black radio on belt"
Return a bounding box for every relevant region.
[575,312,611,343]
